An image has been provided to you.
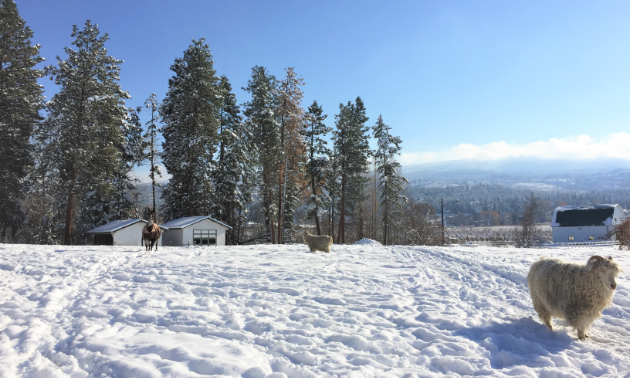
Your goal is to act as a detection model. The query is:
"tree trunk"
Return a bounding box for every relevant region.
[383,200,388,246]
[63,169,76,245]
[331,194,335,242]
[151,106,158,221]
[310,169,321,236]
[338,174,346,244]
[151,143,157,220]
[237,204,242,244]
[277,108,286,245]
[277,170,283,244]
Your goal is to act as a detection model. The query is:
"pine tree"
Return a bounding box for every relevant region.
[114,106,145,217]
[275,67,305,243]
[0,0,44,239]
[242,66,279,242]
[373,115,408,245]
[38,21,130,245]
[213,75,247,244]
[75,105,145,243]
[235,122,257,243]
[332,97,370,243]
[143,93,161,221]
[160,38,220,221]
[304,100,331,235]
[326,148,341,240]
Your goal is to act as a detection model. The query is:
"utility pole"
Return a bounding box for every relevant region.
[441,198,459,245]
[441,198,445,245]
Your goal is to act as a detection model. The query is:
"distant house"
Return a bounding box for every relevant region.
[551,204,625,243]
[87,219,169,246]
[161,216,232,247]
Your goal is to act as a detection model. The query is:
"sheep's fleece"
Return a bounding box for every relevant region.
[302,231,333,253]
[527,255,622,340]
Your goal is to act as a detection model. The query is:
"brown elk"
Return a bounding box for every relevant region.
[141,220,162,251]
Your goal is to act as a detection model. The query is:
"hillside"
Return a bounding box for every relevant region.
[1,244,628,376]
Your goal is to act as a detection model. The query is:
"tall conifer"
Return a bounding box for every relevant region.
[242,66,279,242]
[332,97,370,243]
[143,93,161,221]
[275,67,305,243]
[214,76,247,244]
[304,101,331,235]
[0,0,44,238]
[373,115,407,245]
[160,38,220,220]
[38,21,130,244]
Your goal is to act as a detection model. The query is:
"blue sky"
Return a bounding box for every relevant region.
[16,0,630,167]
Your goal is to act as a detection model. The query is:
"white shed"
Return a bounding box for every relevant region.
[551,204,625,243]
[87,219,168,246]
[161,216,232,247]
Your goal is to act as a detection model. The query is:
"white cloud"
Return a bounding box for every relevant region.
[400,132,630,165]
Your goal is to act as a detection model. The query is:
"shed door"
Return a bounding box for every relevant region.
[94,234,114,245]
[193,229,217,246]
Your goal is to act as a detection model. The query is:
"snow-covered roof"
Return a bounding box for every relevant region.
[87,219,144,234]
[161,216,232,230]
[551,204,623,227]
[87,219,170,234]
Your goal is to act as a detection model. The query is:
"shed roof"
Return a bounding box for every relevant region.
[552,205,619,227]
[87,219,144,234]
[161,216,232,230]
[87,219,170,234]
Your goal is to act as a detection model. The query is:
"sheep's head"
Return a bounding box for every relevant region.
[585,255,622,291]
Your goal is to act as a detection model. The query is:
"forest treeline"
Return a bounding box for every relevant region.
[1,3,410,246]
[409,184,630,227]
[3,2,623,247]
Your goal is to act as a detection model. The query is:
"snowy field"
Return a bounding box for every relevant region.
[1,243,629,378]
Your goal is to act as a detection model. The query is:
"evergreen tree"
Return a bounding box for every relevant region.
[0,0,44,239]
[160,38,220,221]
[304,100,331,235]
[76,107,146,241]
[332,97,370,243]
[234,121,257,243]
[373,115,407,245]
[38,21,130,244]
[113,106,145,217]
[213,76,246,244]
[242,66,279,242]
[143,93,161,221]
[275,67,305,243]
[326,148,341,240]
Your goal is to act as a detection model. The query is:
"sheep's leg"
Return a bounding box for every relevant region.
[577,328,587,341]
[533,300,553,330]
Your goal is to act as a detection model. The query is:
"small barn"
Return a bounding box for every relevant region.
[551,204,625,243]
[161,216,232,247]
[87,219,168,246]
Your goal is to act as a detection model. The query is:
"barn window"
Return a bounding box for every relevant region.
[589,235,594,241]
[193,229,217,246]
[568,235,574,241]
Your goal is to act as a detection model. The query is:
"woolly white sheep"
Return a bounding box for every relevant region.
[527,255,622,340]
[302,231,333,253]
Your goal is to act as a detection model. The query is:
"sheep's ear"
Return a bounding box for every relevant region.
[585,256,604,273]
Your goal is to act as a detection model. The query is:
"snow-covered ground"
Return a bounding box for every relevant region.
[1,243,629,377]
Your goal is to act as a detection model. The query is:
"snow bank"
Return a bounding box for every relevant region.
[0,243,629,377]
[353,238,382,246]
